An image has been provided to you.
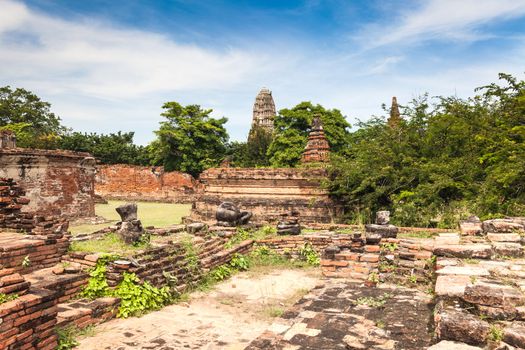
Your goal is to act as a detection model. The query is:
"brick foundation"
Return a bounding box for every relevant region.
[192,167,341,224]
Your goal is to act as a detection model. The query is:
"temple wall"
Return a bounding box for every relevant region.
[192,167,340,224]
[95,164,196,203]
[0,148,96,218]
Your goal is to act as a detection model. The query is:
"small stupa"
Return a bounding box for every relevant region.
[301,116,330,163]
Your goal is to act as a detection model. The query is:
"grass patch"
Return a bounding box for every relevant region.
[397,231,436,239]
[70,200,191,234]
[69,232,149,255]
[263,306,284,317]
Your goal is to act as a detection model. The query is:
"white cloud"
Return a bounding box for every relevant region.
[0,0,266,100]
[359,0,525,48]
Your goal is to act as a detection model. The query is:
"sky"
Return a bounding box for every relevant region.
[1,0,525,144]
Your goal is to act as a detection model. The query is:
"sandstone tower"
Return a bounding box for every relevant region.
[387,96,402,128]
[301,116,330,163]
[250,87,276,134]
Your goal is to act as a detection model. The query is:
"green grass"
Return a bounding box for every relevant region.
[70,200,191,234]
[69,232,149,256]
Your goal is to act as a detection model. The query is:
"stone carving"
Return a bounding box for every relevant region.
[116,203,138,221]
[250,87,276,134]
[215,202,252,227]
[116,203,144,244]
[376,211,390,225]
[365,210,398,238]
[301,116,330,163]
[277,211,301,235]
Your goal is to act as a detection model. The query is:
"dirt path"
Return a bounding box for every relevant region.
[76,268,321,350]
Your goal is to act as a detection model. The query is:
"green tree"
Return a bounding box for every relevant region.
[267,102,351,167]
[327,73,525,227]
[150,102,229,176]
[0,86,65,148]
[59,131,151,165]
[244,126,273,167]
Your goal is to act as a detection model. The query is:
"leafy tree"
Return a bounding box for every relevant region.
[0,86,65,148]
[267,102,351,167]
[328,73,525,227]
[150,102,229,176]
[59,131,151,165]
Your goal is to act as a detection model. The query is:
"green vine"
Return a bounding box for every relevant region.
[79,253,173,318]
[113,272,173,318]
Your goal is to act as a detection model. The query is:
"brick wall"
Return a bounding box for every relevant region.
[192,167,341,224]
[0,148,96,218]
[95,164,196,203]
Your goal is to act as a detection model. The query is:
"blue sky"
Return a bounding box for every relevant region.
[1,0,525,144]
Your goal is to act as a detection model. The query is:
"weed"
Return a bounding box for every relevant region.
[376,320,385,328]
[230,253,250,271]
[470,276,477,284]
[56,326,79,350]
[56,325,95,350]
[298,243,320,266]
[407,274,418,284]
[488,324,503,342]
[264,306,284,317]
[0,293,18,304]
[355,293,392,308]
[21,255,31,268]
[381,242,398,253]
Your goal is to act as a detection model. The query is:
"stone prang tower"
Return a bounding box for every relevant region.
[250,87,276,134]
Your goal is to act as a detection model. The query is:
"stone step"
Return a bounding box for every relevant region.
[434,244,492,259]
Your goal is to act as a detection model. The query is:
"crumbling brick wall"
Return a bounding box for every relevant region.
[95,164,196,203]
[0,148,96,218]
[0,178,70,272]
[192,167,341,224]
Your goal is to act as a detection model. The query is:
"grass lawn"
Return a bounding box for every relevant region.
[70,200,191,235]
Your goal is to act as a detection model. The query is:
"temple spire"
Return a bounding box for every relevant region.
[301,115,330,164]
[387,96,402,128]
[250,87,276,135]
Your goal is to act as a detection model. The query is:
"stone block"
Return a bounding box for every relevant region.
[365,224,398,238]
[433,244,492,259]
[504,323,525,349]
[482,219,524,233]
[463,281,525,309]
[435,308,490,346]
[435,275,471,298]
[487,233,522,242]
[493,243,524,258]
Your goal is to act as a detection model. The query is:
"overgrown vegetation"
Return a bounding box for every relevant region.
[56,325,95,350]
[328,73,525,227]
[79,254,173,318]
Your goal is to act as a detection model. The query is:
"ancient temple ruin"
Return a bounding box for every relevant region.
[301,116,330,163]
[0,132,96,218]
[249,87,276,134]
[387,96,402,128]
